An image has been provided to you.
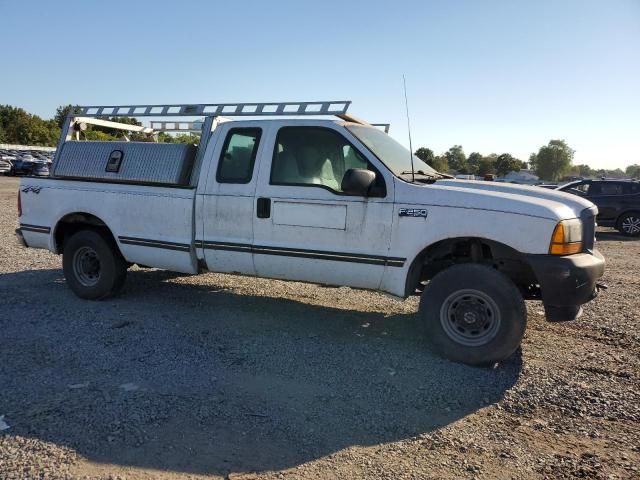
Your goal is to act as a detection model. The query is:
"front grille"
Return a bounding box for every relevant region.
[581,207,596,252]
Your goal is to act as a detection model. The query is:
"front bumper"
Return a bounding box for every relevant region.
[526,250,605,321]
[15,228,28,248]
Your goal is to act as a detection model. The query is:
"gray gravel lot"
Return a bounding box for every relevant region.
[0,176,639,479]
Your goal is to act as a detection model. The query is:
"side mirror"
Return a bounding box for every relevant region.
[341,168,376,196]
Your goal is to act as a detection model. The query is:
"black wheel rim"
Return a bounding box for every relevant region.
[439,289,501,347]
[72,246,101,287]
[621,215,640,235]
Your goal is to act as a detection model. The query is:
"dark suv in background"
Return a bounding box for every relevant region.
[557,179,640,236]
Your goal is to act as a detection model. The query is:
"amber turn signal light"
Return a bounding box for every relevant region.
[549,221,582,255]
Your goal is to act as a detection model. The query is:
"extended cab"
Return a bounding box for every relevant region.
[16,101,605,365]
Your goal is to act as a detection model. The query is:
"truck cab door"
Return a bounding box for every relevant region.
[251,123,395,289]
[198,122,268,275]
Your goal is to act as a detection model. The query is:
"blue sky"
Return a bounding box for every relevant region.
[1,0,638,169]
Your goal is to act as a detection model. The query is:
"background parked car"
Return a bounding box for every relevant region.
[0,149,55,175]
[0,159,12,175]
[11,155,36,175]
[557,179,640,236]
[31,162,50,176]
[1,155,16,173]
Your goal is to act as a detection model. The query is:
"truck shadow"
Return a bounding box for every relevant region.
[0,268,522,477]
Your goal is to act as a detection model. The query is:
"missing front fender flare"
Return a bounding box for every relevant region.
[544,305,583,322]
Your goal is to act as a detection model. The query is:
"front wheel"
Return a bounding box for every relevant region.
[617,212,640,237]
[420,264,526,366]
[63,230,127,300]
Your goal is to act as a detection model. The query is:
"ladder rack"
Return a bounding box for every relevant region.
[372,123,390,133]
[149,121,203,133]
[54,100,390,187]
[68,101,351,118]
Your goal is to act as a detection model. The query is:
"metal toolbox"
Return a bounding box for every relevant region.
[53,141,196,186]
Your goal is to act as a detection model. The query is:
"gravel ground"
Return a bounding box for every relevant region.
[0,175,638,479]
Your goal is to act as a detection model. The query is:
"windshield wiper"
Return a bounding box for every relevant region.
[399,170,443,181]
[400,170,454,180]
[398,171,437,184]
[400,170,434,177]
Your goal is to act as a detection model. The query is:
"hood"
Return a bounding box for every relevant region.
[395,179,595,221]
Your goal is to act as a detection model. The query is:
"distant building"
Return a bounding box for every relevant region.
[501,169,539,184]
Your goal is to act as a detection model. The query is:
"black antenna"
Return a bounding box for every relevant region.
[403,74,415,183]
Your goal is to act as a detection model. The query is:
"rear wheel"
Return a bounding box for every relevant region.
[63,230,127,299]
[420,264,526,366]
[617,212,640,237]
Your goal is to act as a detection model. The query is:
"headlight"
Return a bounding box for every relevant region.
[549,219,583,255]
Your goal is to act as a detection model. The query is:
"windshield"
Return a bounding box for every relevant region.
[346,125,439,177]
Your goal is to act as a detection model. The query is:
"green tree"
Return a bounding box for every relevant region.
[495,153,522,177]
[467,152,483,175]
[0,124,7,143]
[156,131,175,143]
[534,139,574,181]
[572,164,593,178]
[477,156,497,176]
[0,105,59,146]
[54,104,83,128]
[414,147,434,166]
[445,145,467,173]
[173,133,199,145]
[625,164,640,178]
[81,130,117,141]
[431,155,449,173]
[414,147,448,171]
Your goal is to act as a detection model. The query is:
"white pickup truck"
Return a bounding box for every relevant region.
[16,101,605,365]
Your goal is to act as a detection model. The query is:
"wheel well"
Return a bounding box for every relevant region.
[617,209,640,224]
[54,213,117,254]
[405,237,537,297]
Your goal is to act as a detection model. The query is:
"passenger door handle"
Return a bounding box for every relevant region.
[257,197,271,219]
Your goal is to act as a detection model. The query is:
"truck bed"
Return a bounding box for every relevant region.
[19,177,198,274]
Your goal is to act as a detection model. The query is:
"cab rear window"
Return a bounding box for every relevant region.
[216,128,261,184]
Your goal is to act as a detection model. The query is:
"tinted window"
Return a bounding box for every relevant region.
[630,183,640,194]
[216,128,261,184]
[568,182,591,196]
[595,182,624,196]
[270,127,383,195]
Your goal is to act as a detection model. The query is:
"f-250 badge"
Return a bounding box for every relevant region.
[399,208,428,218]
